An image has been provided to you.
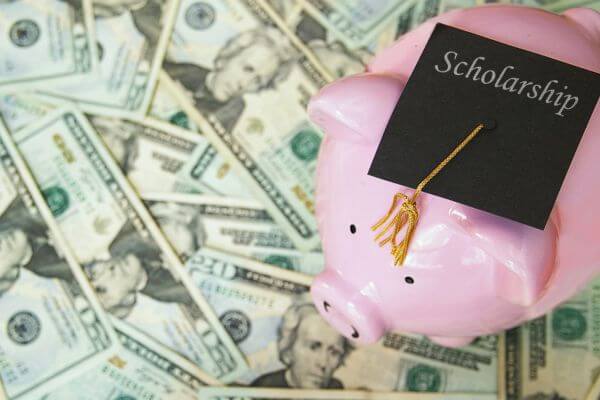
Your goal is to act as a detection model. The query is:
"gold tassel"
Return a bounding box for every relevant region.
[372,123,487,266]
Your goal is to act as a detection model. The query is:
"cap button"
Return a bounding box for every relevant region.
[481,118,497,131]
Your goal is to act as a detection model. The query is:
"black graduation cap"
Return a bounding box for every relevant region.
[368,23,600,266]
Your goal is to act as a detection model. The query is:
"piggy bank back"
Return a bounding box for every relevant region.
[308,5,600,347]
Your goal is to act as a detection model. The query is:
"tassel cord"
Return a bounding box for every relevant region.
[372,123,487,266]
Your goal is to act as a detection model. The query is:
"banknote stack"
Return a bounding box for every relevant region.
[0,0,598,399]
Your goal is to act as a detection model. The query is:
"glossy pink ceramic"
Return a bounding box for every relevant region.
[308,5,600,347]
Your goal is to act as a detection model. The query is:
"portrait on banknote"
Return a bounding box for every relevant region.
[290,10,368,77]
[164,26,296,132]
[90,115,202,195]
[0,197,74,296]
[307,40,366,78]
[90,116,141,174]
[267,1,368,78]
[250,301,352,389]
[84,221,199,318]
[92,0,164,57]
[148,201,206,260]
[74,0,163,37]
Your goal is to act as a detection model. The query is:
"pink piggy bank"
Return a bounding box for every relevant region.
[308,5,600,347]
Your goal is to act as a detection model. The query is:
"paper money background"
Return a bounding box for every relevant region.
[0,0,598,399]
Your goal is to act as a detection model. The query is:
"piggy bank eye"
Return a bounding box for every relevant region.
[405,276,414,284]
[349,224,357,234]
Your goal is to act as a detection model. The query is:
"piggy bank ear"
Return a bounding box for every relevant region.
[308,73,405,144]
[563,8,600,43]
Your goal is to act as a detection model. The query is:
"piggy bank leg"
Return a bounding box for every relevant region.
[428,335,475,348]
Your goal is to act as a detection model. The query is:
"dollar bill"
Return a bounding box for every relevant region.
[0,90,252,200]
[298,0,420,49]
[40,318,219,400]
[163,0,331,250]
[0,119,117,399]
[39,0,180,119]
[265,0,375,79]
[143,192,325,274]
[174,131,255,199]
[502,277,600,400]
[150,72,254,198]
[149,74,254,199]
[540,0,600,11]
[11,107,248,382]
[149,74,200,132]
[185,248,498,392]
[391,0,541,39]
[0,95,54,133]
[393,0,464,38]
[89,113,252,198]
[0,0,98,91]
[89,115,203,194]
[199,386,498,400]
[502,320,553,400]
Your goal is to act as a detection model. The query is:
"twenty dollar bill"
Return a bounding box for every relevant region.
[0,0,97,91]
[185,248,498,392]
[12,107,248,382]
[40,0,180,118]
[0,119,117,399]
[41,318,219,400]
[163,0,330,250]
[144,192,325,274]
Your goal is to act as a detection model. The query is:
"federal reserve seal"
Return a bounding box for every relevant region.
[185,2,216,30]
[552,307,587,341]
[220,310,251,343]
[7,311,41,345]
[169,111,190,129]
[9,20,40,48]
[406,364,442,392]
[290,129,321,162]
[264,254,294,270]
[43,186,70,217]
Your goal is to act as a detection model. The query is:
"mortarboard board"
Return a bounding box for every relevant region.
[368,23,600,265]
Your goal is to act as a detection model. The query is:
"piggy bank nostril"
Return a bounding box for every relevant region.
[321,300,360,339]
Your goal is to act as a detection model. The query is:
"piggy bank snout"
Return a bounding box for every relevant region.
[311,272,385,345]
